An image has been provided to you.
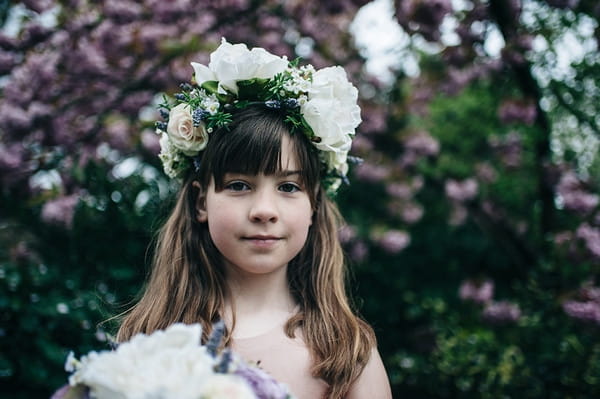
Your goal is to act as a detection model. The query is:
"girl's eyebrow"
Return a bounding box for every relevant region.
[223,170,302,177]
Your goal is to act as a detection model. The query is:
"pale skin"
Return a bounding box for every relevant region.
[195,136,392,398]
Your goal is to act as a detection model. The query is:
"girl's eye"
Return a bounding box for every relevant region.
[279,182,300,193]
[225,181,250,191]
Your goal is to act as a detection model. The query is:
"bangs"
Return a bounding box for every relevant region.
[197,106,320,194]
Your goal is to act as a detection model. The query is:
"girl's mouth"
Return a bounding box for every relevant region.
[242,236,282,247]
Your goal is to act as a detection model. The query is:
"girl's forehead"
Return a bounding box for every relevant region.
[214,135,305,178]
[278,136,300,169]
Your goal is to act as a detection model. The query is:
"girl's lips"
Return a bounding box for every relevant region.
[243,234,281,240]
[242,236,282,248]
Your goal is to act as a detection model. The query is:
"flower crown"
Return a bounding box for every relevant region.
[155,38,362,194]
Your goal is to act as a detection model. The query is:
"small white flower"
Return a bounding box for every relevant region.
[203,94,220,115]
[283,80,299,94]
[159,133,186,178]
[65,351,79,373]
[300,64,316,76]
[297,78,311,92]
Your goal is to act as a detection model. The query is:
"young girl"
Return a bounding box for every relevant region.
[117,39,391,399]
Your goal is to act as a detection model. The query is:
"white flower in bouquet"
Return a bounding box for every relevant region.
[199,374,257,399]
[67,324,215,399]
[52,323,294,399]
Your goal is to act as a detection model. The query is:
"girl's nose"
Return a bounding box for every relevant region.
[249,190,279,223]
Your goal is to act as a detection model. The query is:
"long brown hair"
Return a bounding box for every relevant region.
[117,106,375,397]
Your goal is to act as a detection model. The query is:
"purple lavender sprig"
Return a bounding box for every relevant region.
[206,320,226,357]
[235,361,292,399]
[192,108,209,127]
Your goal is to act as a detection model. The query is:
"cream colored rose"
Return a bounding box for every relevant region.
[166,103,208,156]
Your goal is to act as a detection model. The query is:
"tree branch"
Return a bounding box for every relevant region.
[488,0,555,242]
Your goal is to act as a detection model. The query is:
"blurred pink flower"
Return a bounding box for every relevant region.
[0,143,24,171]
[459,279,494,304]
[475,162,497,183]
[400,132,440,168]
[445,178,478,202]
[141,130,161,154]
[400,203,424,224]
[338,224,357,244]
[386,182,413,199]
[404,131,440,157]
[350,240,369,262]
[22,0,54,13]
[489,132,522,167]
[41,194,80,229]
[553,231,573,246]
[0,50,16,74]
[103,0,144,22]
[104,119,132,151]
[387,201,424,224]
[359,105,387,134]
[351,135,374,153]
[563,300,600,325]
[0,103,31,132]
[576,223,600,258]
[482,301,522,324]
[396,0,452,42]
[378,230,411,254]
[355,162,390,183]
[557,172,599,214]
[498,98,537,125]
[580,286,600,302]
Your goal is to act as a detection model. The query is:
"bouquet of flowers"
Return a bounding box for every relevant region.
[51,322,293,399]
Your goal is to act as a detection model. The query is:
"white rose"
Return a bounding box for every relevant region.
[302,98,351,147]
[304,66,361,137]
[69,324,218,399]
[319,137,351,175]
[300,66,361,174]
[166,103,208,156]
[191,38,288,94]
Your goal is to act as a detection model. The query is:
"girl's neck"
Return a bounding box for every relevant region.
[224,264,297,339]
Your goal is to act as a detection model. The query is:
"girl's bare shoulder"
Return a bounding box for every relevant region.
[345,347,392,399]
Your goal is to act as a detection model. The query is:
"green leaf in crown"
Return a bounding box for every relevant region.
[236,78,271,101]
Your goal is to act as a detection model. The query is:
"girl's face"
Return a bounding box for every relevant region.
[197,136,313,277]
